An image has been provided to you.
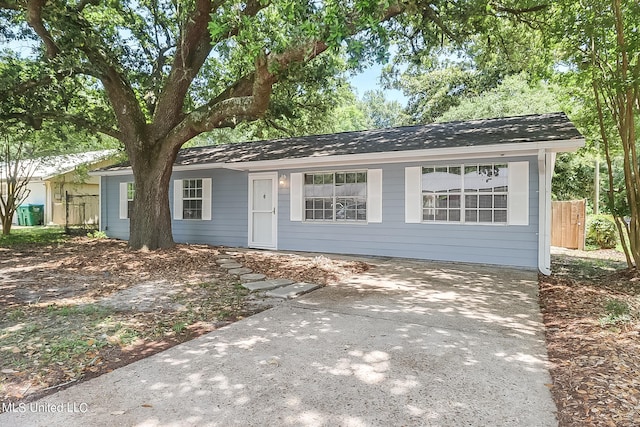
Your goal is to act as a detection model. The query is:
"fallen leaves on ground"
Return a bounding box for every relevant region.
[0,238,368,409]
[236,250,369,285]
[541,251,640,427]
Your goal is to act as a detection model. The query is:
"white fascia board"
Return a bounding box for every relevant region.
[89,138,585,175]
[89,162,231,176]
[89,169,131,176]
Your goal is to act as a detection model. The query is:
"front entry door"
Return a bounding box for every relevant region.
[248,173,278,249]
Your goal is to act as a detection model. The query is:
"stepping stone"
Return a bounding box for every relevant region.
[240,273,267,282]
[242,278,294,291]
[215,258,233,264]
[228,267,253,275]
[266,282,321,299]
[219,262,242,269]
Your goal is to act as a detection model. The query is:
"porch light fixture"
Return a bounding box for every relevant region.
[279,174,288,188]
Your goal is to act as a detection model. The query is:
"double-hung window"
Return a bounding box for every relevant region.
[304,171,367,222]
[119,182,135,220]
[126,182,135,219]
[421,163,508,224]
[182,179,203,220]
[173,178,212,221]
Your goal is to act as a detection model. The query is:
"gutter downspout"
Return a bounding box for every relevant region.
[98,176,103,232]
[538,150,556,275]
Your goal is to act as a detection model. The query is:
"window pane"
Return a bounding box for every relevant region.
[494,210,507,223]
[465,210,477,222]
[335,173,345,184]
[465,195,478,208]
[305,210,313,220]
[357,172,367,183]
[479,195,493,208]
[449,210,461,222]
[479,210,492,222]
[324,174,334,184]
[435,209,448,221]
[450,195,460,208]
[304,174,314,185]
[495,195,507,208]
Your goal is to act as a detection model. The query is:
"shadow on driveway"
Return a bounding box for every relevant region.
[0,259,557,426]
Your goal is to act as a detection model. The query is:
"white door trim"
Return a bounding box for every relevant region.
[248,172,278,250]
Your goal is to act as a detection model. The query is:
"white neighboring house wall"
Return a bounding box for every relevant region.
[5,150,116,226]
[11,180,46,224]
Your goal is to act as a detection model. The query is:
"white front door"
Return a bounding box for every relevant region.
[248,173,278,249]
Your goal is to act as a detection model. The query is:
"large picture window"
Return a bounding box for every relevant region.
[182,179,203,220]
[304,171,367,222]
[422,163,508,224]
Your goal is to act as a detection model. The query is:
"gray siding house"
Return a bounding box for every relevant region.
[94,113,584,274]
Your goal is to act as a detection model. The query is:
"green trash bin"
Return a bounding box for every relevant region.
[29,204,44,225]
[16,205,28,226]
[18,204,44,226]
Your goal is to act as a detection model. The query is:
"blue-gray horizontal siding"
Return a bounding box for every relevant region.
[101,155,539,268]
[101,169,248,247]
[100,175,129,240]
[277,157,539,268]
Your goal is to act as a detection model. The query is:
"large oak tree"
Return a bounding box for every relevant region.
[0,0,546,249]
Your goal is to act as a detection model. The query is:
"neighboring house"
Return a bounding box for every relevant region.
[93,113,584,274]
[8,150,117,226]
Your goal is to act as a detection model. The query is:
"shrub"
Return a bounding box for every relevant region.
[586,215,618,249]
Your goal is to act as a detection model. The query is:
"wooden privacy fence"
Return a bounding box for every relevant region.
[551,200,586,250]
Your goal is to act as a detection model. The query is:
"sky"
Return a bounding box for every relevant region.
[348,62,408,106]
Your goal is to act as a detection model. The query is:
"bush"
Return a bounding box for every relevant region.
[586,215,618,249]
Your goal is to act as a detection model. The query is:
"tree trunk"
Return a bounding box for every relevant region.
[2,214,12,235]
[127,142,180,250]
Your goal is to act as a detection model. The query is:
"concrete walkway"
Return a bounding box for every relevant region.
[0,258,557,426]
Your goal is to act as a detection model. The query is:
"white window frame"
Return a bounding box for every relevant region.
[421,163,509,225]
[173,178,212,221]
[303,170,368,223]
[182,179,203,220]
[119,181,134,220]
[126,182,135,219]
[405,161,530,226]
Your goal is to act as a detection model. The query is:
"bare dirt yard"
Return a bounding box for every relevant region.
[0,231,367,408]
[542,248,640,426]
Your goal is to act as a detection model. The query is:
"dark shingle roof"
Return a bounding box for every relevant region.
[175,112,582,166]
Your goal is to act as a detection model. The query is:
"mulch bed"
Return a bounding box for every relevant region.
[541,252,640,426]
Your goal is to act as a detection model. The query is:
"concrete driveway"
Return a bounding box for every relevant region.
[0,258,557,426]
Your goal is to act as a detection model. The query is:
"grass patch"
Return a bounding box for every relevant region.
[599,298,633,326]
[0,226,67,247]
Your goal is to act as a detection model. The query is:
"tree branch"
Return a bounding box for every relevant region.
[25,0,60,59]
[152,0,267,141]
[2,112,121,140]
[490,3,549,15]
